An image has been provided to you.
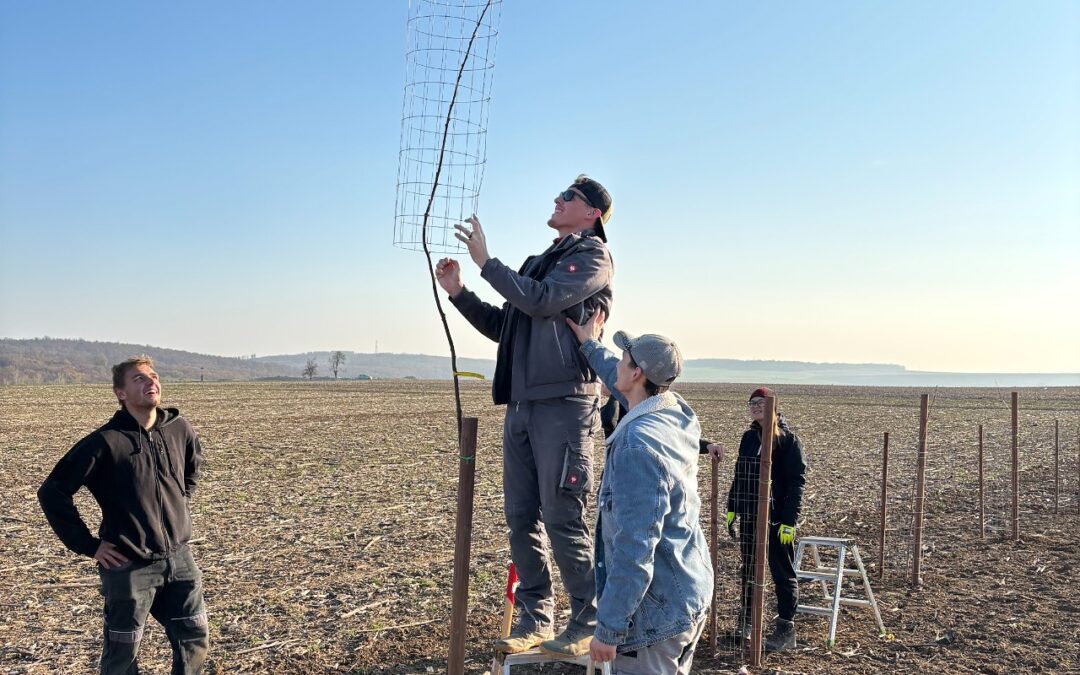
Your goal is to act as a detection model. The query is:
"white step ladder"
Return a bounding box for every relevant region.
[492,648,612,674]
[794,536,885,648]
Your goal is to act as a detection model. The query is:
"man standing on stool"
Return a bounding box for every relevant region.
[436,175,615,657]
[38,356,208,674]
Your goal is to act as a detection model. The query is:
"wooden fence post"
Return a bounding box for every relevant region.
[709,454,718,653]
[1011,392,1019,542]
[878,432,889,579]
[912,394,928,588]
[1055,420,1060,515]
[749,395,776,667]
[448,418,479,675]
[978,424,985,540]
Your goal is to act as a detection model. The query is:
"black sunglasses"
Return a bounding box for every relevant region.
[559,189,594,208]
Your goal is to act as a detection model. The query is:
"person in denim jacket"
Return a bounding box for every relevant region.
[566,311,713,674]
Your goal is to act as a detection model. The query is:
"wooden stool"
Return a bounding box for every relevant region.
[491,648,611,674]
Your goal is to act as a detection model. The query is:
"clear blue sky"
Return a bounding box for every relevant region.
[1,1,1077,372]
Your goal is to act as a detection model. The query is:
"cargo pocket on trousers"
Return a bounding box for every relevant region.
[559,441,593,493]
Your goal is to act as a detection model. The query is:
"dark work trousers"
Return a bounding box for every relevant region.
[503,395,598,634]
[738,520,798,622]
[97,545,208,675]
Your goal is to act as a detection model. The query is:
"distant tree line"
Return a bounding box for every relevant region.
[0,338,298,385]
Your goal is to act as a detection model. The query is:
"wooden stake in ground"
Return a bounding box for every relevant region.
[709,453,718,653]
[448,418,479,675]
[978,424,985,540]
[1054,420,1059,515]
[407,5,494,672]
[878,432,889,579]
[1011,392,1019,542]
[749,395,776,667]
[912,394,928,588]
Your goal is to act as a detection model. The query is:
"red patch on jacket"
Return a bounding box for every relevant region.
[567,264,577,273]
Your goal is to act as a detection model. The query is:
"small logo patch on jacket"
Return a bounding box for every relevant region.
[567,264,577,272]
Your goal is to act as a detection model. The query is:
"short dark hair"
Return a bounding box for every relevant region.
[112,355,155,390]
[628,354,669,397]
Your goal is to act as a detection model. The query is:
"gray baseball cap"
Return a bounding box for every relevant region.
[613,331,683,386]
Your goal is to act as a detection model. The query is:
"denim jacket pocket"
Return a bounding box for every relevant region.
[598,486,613,512]
[644,586,668,609]
[559,440,593,493]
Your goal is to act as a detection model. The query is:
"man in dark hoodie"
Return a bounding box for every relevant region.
[38,356,208,674]
[434,175,613,657]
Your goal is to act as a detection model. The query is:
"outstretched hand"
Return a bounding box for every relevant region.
[565,308,606,344]
[435,258,464,298]
[453,215,490,268]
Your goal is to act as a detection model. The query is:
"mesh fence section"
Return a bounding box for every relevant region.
[687,385,1078,666]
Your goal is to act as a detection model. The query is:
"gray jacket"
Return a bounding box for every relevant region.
[450,230,614,404]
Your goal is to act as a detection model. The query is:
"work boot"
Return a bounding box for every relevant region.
[494,624,554,654]
[764,618,796,652]
[539,626,593,657]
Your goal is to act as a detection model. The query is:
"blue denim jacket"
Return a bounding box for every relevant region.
[581,339,713,650]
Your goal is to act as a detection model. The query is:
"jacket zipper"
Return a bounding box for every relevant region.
[146,427,171,554]
[553,323,567,366]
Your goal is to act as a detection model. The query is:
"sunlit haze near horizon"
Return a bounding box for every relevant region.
[1,2,1077,373]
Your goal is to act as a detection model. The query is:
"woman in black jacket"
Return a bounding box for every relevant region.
[725,387,807,651]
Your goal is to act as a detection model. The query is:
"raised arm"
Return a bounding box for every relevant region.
[481,242,611,317]
[565,309,629,410]
[455,215,612,318]
[438,256,505,342]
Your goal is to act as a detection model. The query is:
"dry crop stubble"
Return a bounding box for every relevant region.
[1,381,1077,673]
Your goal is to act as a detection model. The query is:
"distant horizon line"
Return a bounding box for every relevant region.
[3,336,1079,377]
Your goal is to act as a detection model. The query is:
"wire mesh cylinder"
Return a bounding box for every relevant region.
[394,0,502,254]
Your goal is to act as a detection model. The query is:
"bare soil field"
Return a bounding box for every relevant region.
[1,381,1078,674]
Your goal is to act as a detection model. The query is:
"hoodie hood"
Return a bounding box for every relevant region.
[107,406,181,431]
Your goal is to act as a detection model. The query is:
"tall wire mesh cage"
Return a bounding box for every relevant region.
[394,0,502,254]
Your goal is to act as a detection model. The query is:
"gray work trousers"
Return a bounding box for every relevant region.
[613,616,707,675]
[97,545,208,675]
[503,395,598,634]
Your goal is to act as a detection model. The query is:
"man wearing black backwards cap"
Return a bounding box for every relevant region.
[435,175,614,656]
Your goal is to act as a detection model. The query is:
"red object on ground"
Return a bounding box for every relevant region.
[505,563,518,604]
